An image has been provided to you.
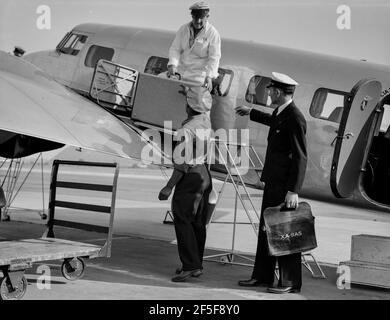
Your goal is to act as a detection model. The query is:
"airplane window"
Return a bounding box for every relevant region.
[144,56,169,75]
[310,88,347,123]
[73,39,85,51]
[64,34,78,48]
[56,32,71,51]
[58,34,78,55]
[212,68,234,97]
[245,75,272,106]
[85,45,115,68]
[57,33,87,56]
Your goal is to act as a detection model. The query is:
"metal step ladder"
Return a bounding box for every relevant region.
[0,153,47,221]
[204,138,264,266]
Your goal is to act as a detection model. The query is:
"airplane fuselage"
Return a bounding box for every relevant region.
[24,23,390,212]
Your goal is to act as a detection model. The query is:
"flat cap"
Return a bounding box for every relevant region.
[267,72,298,94]
[189,1,210,10]
[186,86,212,113]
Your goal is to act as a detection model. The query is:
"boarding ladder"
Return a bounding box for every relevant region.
[203,138,264,266]
[160,137,263,228]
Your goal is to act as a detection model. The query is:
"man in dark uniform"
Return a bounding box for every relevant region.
[235,72,307,294]
[158,86,213,282]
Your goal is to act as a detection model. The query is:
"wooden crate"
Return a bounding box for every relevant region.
[340,260,390,289]
[351,234,390,265]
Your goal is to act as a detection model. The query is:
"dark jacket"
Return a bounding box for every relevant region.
[250,102,307,193]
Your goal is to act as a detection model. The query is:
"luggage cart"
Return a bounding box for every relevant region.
[0,160,119,300]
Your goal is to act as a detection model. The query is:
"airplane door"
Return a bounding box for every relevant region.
[330,79,382,198]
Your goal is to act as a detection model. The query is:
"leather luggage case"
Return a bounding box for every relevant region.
[132,73,193,130]
[263,202,317,256]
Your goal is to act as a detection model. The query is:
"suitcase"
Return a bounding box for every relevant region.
[132,73,194,130]
[263,202,317,256]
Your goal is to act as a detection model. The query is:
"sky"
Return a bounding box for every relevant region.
[0,0,389,65]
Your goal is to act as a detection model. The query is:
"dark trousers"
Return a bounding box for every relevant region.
[172,164,211,271]
[251,184,302,288]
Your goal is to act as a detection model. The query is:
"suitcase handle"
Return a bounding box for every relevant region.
[280,204,297,212]
[168,72,182,80]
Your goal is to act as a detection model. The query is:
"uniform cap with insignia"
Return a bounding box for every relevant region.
[186,86,212,113]
[267,72,298,94]
[189,1,210,18]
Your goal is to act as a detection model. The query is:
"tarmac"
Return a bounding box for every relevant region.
[0,161,389,300]
[1,221,389,300]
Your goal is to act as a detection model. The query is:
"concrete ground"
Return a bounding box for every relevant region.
[0,221,389,300]
[0,162,389,300]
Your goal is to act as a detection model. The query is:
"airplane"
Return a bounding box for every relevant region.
[2,22,390,214]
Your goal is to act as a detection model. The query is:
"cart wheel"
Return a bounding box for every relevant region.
[220,256,228,264]
[0,275,27,300]
[61,257,85,281]
[1,214,10,222]
[220,255,232,265]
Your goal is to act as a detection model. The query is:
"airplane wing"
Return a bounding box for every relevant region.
[0,51,164,161]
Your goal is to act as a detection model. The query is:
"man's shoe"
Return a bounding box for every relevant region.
[175,267,182,274]
[267,286,301,294]
[191,269,203,277]
[175,267,203,277]
[238,278,269,287]
[172,269,202,282]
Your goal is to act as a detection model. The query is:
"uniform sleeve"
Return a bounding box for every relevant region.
[286,117,307,193]
[206,29,221,79]
[249,108,273,127]
[168,26,184,67]
[173,162,190,174]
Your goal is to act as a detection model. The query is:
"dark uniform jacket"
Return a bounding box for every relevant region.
[250,102,307,193]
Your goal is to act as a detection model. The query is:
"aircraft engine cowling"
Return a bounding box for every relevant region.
[0,130,64,158]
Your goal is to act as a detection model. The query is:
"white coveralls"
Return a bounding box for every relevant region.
[168,21,221,85]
